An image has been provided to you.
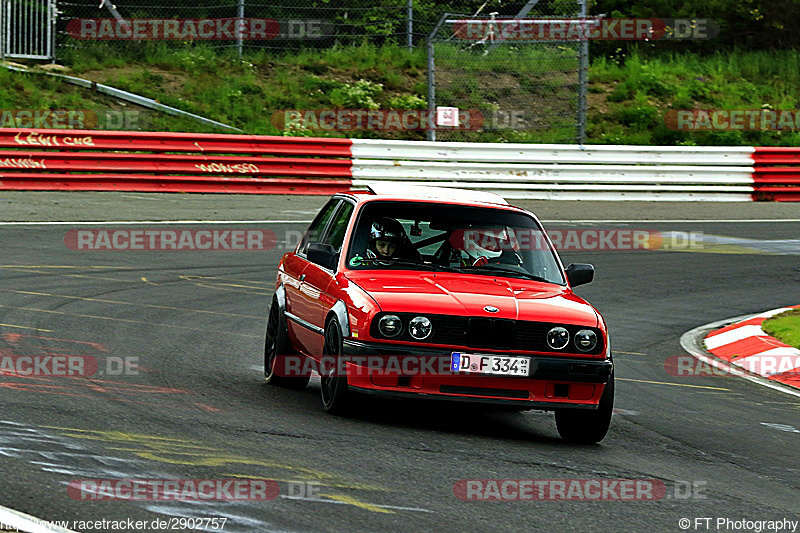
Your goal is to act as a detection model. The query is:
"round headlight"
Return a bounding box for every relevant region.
[408,316,433,340]
[547,327,569,350]
[378,315,402,338]
[574,329,597,352]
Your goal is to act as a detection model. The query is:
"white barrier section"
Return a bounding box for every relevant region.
[351,140,757,201]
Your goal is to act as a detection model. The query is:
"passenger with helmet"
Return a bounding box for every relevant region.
[456,227,523,268]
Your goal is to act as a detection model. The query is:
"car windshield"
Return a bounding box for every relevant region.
[346,200,565,285]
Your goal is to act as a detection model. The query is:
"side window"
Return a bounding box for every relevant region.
[299,199,340,255]
[323,202,354,252]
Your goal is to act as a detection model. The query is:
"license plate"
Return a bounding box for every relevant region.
[451,353,530,377]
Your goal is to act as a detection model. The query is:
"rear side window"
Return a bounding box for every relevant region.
[299,199,340,255]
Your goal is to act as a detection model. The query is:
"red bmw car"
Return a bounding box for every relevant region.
[265,185,613,443]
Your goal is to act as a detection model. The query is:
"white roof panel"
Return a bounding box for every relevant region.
[364,183,508,205]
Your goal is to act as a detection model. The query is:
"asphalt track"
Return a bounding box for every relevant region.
[1,192,799,533]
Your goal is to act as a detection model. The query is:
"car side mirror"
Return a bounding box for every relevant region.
[565,263,594,287]
[307,242,338,270]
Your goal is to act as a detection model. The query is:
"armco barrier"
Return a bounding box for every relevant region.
[1,129,353,155]
[350,140,758,202]
[1,129,799,200]
[752,147,800,202]
[0,174,349,194]
[0,129,355,195]
[0,151,351,177]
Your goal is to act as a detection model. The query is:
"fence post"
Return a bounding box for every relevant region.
[577,0,588,144]
[101,0,131,35]
[0,0,5,62]
[406,0,412,50]
[237,0,244,58]
[49,0,56,62]
[426,35,435,141]
[487,0,540,53]
[426,14,451,142]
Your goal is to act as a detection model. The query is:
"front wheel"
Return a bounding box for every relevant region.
[264,297,310,389]
[554,372,614,444]
[319,316,352,414]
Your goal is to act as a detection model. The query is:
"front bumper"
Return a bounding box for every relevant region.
[341,339,613,408]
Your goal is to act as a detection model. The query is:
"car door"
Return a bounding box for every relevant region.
[284,198,340,352]
[293,199,355,357]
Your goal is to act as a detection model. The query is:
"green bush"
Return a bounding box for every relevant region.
[388,93,427,109]
[614,105,659,129]
[329,79,383,109]
[608,83,634,102]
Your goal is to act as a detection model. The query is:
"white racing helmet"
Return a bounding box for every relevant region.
[461,227,519,259]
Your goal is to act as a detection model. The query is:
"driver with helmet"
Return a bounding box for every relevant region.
[367,217,404,259]
[350,217,416,266]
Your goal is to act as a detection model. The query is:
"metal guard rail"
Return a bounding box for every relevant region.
[0,129,798,201]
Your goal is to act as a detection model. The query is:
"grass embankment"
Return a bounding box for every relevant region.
[762,308,800,350]
[3,44,800,145]
[55,44,427,136]
[0,65,205,131]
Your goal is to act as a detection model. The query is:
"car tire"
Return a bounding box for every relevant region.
[264,297,310,389]
[320,316,352,415]
[554,372,614,444]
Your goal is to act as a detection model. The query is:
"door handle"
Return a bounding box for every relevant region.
[299,274,306,281]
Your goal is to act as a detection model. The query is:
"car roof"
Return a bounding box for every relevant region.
[343,184,511,207]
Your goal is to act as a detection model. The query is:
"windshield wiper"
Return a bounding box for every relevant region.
[457,264,553,283]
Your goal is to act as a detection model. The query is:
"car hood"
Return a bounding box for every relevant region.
[343,270,598,327]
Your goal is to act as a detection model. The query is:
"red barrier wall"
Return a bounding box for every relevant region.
[0,129,354,194]
[752,147,800,201]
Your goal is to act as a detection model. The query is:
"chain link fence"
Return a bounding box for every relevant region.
[55,0,416,56]
[426,1,588,143]
[2,1,589,143]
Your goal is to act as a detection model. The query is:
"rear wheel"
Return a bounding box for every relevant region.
[264,297,310,389]
[319,316,352,414]
[554,373,614,444]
